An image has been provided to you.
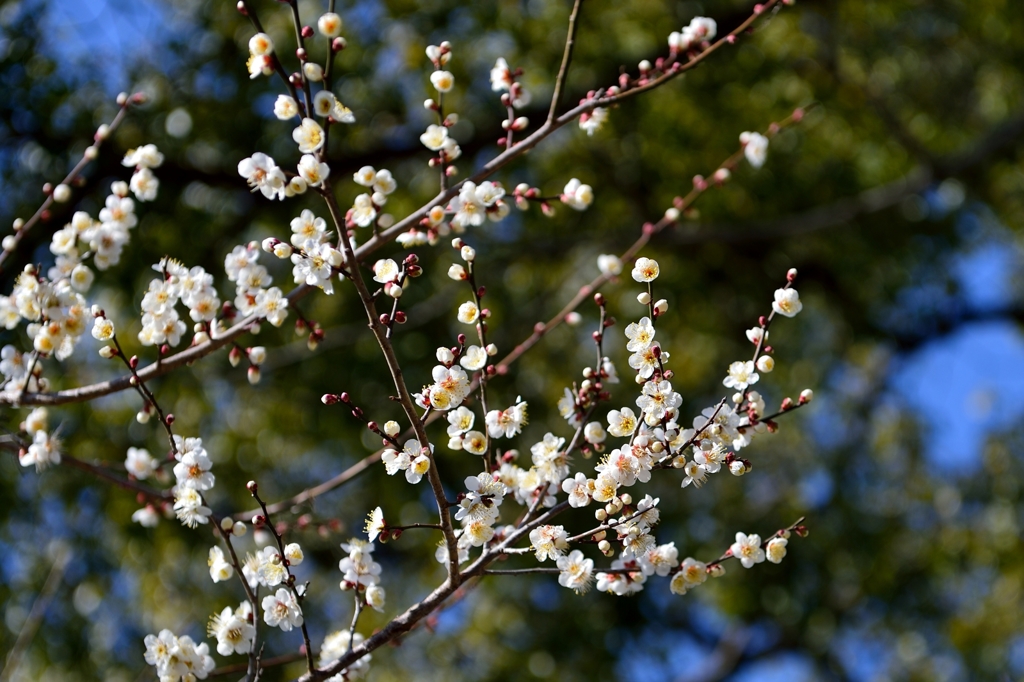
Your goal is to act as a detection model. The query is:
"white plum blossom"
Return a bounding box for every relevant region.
[607,407,638,438]
[561,178,594,210]
[681,460,708,489]
[624,317,655,352]
[636,379,683,425]
[292,118,325,153]
[262,588,304,631]
[446,406,476,446]
[430,70,455,92]
[143,629,215,681]
[746,326,768,344]
[597,254,622,276]
[372,259,401,285]
[561,472,592,508]
[173,487,211,528]
[490,57,513,91]
[20,430,60,471]
[125,447,158,480]
[741,131,770,168]
[670,16,717,52]
[238,153,286,200]
[365,507,386,542]
[631,257,660,282]
[298,154,330,187]
[319,630,372,680]
[557,550,594,593]
[529,524,569,561]
[123,144,164,169]
[339,539,383,589]
[208,546,234,583]
[460,344,487,371]
[461,430,488,455]
[420,124,449,151]
[382,439,433,483]
[485,400,528,439]
[730,532,766,568]
[772,287,803,317]
[208,604,255,656]
[579,106,607,136]
[129,167,159,201]
[350,194,377,228]
[318,12,343,37]
[132,505,160,528]
[457,301,479,324]
[723,360,759,391]
[292,243,338,295]
[583,421,607,445]
[274,94,299,120]
[766,536,788,563]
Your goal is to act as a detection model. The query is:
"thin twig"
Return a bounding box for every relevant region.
[547,0,584,124]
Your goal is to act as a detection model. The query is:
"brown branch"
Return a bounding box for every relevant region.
[547,0,584,124]
[319,180,462,584]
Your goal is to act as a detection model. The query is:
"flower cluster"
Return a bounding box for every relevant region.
[740,131,770,168]
[489,57,531,138]
[668,16,718,53]
[137,258,218,347]
[17,407,60,471]
[381,438,432,484]
[454,472,509,550]
[122,143,164,201]
[143,629,215,681]
[339,539,385,611]
[1,263,89,363]
[0,3,817,676]
[349,165,398,228]
[222,243,288,328]
[242,542,304,590]
[414,347,472,412]
[170,436,214,528]
[449,180,509,231]
[420,42,463,167]
[207,602,255,656]
[319,630,372,681]
[262,588,304,631]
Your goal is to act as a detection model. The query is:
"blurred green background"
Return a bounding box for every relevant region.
[1,0,1023,680]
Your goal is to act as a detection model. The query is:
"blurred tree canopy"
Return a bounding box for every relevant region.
[1,0,1023,680]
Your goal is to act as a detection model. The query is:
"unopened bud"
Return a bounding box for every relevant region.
[52,184,71,203]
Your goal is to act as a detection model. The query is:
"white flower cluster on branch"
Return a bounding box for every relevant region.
[0,0,815,680]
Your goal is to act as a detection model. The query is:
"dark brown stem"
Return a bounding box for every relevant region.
[319,180,462,585]
[547,0,583,124]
